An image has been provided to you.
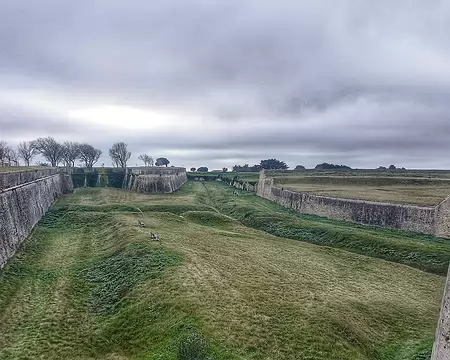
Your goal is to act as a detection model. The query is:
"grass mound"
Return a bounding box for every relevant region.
[79,243,178,315]
[56,203,214,215]
[182,211,234,228]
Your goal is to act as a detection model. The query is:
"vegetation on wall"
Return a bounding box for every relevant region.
[71,168,126,189]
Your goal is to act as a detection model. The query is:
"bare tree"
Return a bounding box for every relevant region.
[62,141,81,167]
[17,141,38,166]
[138,154,146,166]
[138,153,154,166]
[78,143,102,168]
[4,147,19,166]
[34,137,64,167]
[0,141,8,166]
[109,142,131,168]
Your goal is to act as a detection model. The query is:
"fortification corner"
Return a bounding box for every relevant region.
[431,265,450,360]
[435,196,450,239]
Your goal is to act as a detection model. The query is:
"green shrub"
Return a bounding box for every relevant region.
[178,333,212,360]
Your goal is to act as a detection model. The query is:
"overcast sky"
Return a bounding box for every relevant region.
[1,0,450,169]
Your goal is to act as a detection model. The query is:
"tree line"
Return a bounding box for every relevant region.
[232,159,289,172]
[0,138,102,168]
[0,137,171,169]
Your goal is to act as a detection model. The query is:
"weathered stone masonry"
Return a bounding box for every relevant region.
[0,170,73,269]
[123,167,187,194]
[433,265,450,360]
[257,171,450,238]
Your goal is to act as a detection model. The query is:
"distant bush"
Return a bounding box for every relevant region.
[232,164,261,172]
[178,333,212,360]
[260,158,288,170]
[197,167,209,172]
[315,163,351,170]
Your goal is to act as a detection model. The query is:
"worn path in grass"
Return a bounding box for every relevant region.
[0,182,448,359]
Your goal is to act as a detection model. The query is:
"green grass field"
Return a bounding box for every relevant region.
[272,175,450,206]
[269,169,450,179]
[0,166,48,173]
[0,182,448,359]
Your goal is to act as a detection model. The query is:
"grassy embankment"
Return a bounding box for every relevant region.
[0,182,448,359]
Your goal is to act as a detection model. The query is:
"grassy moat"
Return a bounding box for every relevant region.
[0,182,448,359]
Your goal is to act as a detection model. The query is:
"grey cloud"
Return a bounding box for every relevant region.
[1,0,450,169]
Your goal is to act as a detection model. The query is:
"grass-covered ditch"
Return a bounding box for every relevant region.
[0,207,229,359]
[0,183,447,359]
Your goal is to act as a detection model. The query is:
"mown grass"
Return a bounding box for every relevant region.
[0,208,227,359]
[198,182,450,275]
[0,183,447,359]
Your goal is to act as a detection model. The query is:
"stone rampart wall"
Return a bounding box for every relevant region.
[257,172,450,237]
[129,167,186,175]
[0,172,73,269]
[0,168,57,190]
[125,168,187,194]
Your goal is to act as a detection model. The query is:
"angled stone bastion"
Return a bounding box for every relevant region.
[0,169,73,269]
[433,196,450,359]
[123,167,187,194]
[256,170,450,238]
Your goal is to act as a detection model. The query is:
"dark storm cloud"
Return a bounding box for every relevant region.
[1,0,450,169]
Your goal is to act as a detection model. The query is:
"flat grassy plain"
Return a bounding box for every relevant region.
[272,174,450,206]
[0,166,48,173]
[0,182,448,359]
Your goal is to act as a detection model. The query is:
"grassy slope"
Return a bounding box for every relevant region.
[200,182,450,276]
[0,183,447,359]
